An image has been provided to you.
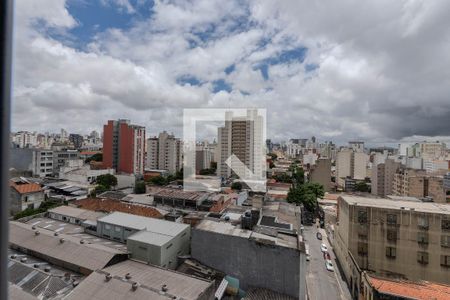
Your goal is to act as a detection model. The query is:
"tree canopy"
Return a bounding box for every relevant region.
[268,153,278,160]
[96,174,117,189]
[134,181,146,194]
[287,182,324,212]
[354,181,370,192]
[85,153,102,163]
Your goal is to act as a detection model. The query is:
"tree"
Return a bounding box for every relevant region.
[292,166,305,185]
[85,153,103,163]
[210,161,217,170]
[273,173,292,183]
[269,161,275,169]
[231,182,242,191]
[134,181,146,194]
[96,174,117,189]
[147,176,167,186]
[287,182,324,212]
[354,181,370,192]
[94,184,108,196]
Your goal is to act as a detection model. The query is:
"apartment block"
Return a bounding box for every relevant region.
[393,169,447,203]
[334,195,450,297]
[103,119,145,175]
[146,131,182,175]
[336,149,368,187]
[217,110,264,179]
[371,158,401,197]
[309,158,332,192]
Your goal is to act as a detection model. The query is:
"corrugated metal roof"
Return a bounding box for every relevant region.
[9,222,126,272]
[98,212,189,237]
[65,260,213,300]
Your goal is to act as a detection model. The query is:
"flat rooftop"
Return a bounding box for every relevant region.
[127,230,174,246]
[339,195,450,215]
[48,205,105,222]
[195,220,298,249]
[26,217,127,251]
[65,260,214,300]
[98,211,189,237]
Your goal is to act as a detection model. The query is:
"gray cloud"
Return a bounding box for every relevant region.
[11,0,450,144]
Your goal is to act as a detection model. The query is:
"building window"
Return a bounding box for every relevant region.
[357,242,368,256]
[441,255,450,267]
[418,216,429,230]
[417,251,429,265]
[441,236,450,248]
[104,224,111,230]
[417,232,428,245]
[115,226,121,232]
[387,214,398,225]
[358,210,368,224]
[387,229,398,242]
[442,219,450,231]
[386,247,396,258]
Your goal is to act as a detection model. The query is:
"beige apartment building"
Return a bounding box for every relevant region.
[336,149,368,187]
[217,110,264,179]
[334,195,450,297]
[371,158,401,197]
[146,131,182,174]
[393,168,447,203]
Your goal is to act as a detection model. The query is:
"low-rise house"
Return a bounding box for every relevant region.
[9,179,45,214]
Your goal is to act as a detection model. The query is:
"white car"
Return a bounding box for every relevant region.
[325,260,334,272]
[320,243,328,252]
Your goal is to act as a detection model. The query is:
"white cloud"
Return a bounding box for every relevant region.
[11,0,450,144]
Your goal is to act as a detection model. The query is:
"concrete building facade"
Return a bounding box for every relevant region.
[309,158,332,192]
[334,195,450,297]
[96,212,190,269]
[191,220,306,299]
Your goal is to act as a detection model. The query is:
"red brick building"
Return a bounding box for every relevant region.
[103,119,145,175]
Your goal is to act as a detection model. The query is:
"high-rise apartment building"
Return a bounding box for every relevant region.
[103,119,145,175]
[334,195,450,297]
[371,158,401,197]
[336,148,368,187]
[309,158,332,192]
[349,141,365,152]
[217,110,264,180]
[146,131,182,175]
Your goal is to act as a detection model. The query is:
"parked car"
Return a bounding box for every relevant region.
[316,232,322,240]
[320,243,328,253]
[325,260,334,272]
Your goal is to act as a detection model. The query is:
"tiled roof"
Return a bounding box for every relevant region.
[73,198,163,219]
[368,275,450,300]
[10,181,43,194]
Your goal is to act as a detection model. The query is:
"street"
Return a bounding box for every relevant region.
[303,225,351,300]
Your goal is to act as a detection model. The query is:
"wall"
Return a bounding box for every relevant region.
[191,229,305,298]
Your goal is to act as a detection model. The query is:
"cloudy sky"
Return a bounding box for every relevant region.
[11,0,450,144]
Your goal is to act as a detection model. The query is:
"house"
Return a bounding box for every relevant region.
[9,178,45,215]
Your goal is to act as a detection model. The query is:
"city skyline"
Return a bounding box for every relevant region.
[12,0,450,144]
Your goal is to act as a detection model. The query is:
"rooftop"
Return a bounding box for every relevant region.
[9,221,127,272]
[195,220,298,249]
[48,205,105,222]
[367,274,450,300]
[65,260,214,300]
[73,197,163,219]
[10,181,42,194]
[339,195,450,215]
[127,230,174,246]
[98,211,189,237]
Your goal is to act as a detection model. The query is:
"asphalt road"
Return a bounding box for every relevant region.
[303,225,351,300]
